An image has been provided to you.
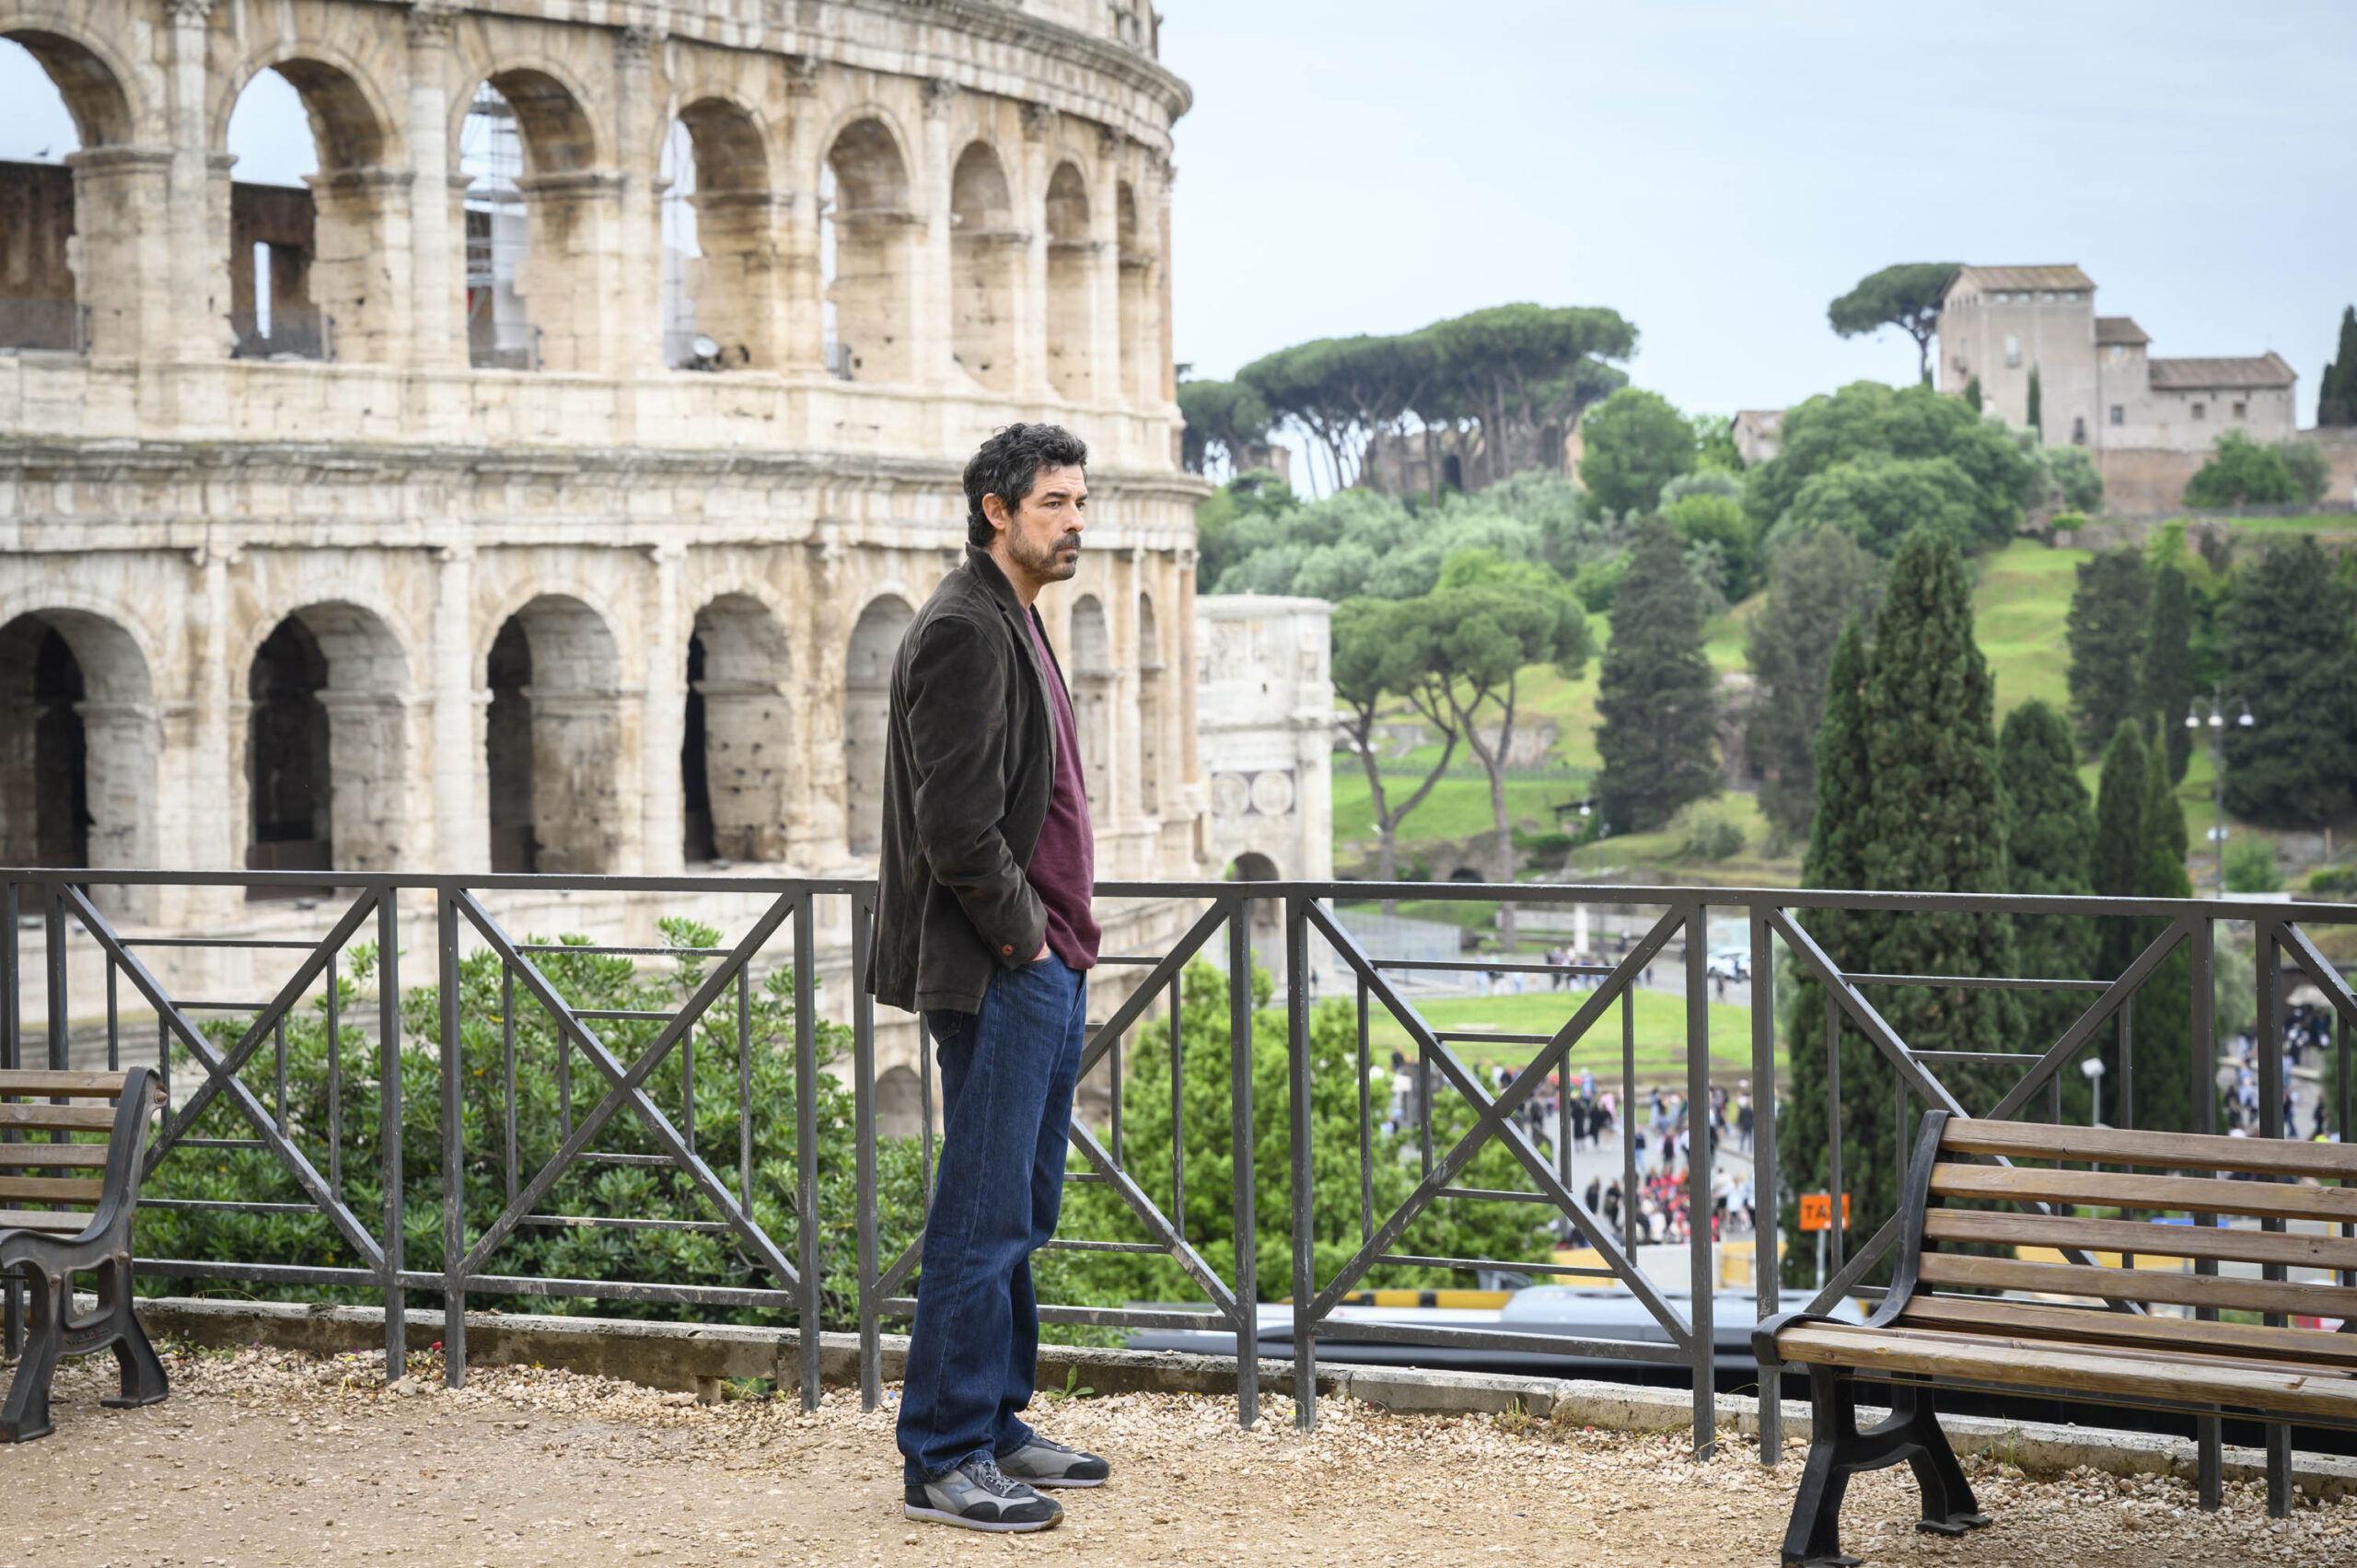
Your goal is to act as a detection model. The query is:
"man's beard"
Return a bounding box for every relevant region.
[1011,526,1082,581]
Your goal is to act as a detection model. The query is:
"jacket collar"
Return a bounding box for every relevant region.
[965,543,1028,619]
[965,544,1065,751]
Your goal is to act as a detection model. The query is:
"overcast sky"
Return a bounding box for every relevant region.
[5,3,2349,419]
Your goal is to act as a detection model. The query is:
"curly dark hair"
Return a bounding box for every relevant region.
[964,424,1088,548]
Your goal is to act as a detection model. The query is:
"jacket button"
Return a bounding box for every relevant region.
[1002,944,1014,955]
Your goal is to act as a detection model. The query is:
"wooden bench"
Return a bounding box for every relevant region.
[1756,1109,2357,1566]
[0,1065,169,1441]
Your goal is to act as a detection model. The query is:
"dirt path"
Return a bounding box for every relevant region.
[4,1342,2348,1567]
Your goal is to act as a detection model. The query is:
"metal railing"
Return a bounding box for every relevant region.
[2,868,2352,1496]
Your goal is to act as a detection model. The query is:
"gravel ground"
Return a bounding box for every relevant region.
[5,1342,2351,1567]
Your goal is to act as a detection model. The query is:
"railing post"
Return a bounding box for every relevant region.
[1685,900,1716,1459]
[3,877,19,1360]
[853,890,882,1411]
[1286,893,1316,1430]
[44,884,67,1073]
[379,889,406,1384]
[2188,913,2221,1510]
[2254,918,2292,1517]
[437,890,466,1388]
[1749,901,1781,1465]
[795,894,822,1411]
[1228,896,1258,1429]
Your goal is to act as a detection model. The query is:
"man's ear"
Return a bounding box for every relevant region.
[981,492,1011,533]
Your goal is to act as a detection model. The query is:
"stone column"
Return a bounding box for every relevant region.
[431,544,484,868]
[1152,156,1178,409]
[1015,104,1053,397]
[915,78,958,389]
[639,542,687,876]
[777,56,823,377]
[613,25,666,377]
[404,5,462,370]
[63,146,176,359]
[166,1,232,361]
[189,545,238,923]
[1091,130,1124,413]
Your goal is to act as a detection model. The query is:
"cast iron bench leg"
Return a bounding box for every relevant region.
[95,1253,168,1410]
[1781,1367,1991,1567]
[0,1261,64,1443]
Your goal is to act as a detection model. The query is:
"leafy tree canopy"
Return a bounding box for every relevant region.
[1746,380,2035,556]
[2184,431,2298,507]
[2219,536,2357,826]
[1577,387,1696,517]
[1593,517,1719,833]
[1827,262,1962,381]
[1177,377,1273,475]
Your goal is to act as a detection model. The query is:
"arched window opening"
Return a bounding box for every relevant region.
[1225,851,1283,956]
[226,67,327,360]
[1044,161,1094,401]
[843,596,912,855]
[822,119,912,384]
[949,140,1018,393]
[485,595,621,875]
[684,595,791,865]
[877,1064,925,1139]
[0,35,102,353]
[1068,593,1112,816]
[0,610,155,901]
[245,617,331,892]
[244,602,410,896]
[462,82,533,369]
[485,616,537,872]
[1116,180,1153,406]
[666,99,773,371]
[1135,592,1162,816]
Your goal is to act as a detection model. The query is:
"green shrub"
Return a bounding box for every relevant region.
[2307,865,2357,898]
[1671,804,1746,862]
[2185,432,2296,507]
[2223,837,2281,893]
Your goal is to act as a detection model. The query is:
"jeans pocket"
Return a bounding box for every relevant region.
[924,1008,972,1049]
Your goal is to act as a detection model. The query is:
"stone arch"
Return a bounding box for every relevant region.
[843,594,913,856]
[949,138,1019,393]
[1136,590,1163,816]
[820,114,914,383]
[876,1063,924,1140]
[1225,851,1283,946]
[1116,178,1154,405]
[241,601,410,889]
[1044,160,1095,401]
[484,594,622,875]
[460,66,606,372]
[223,54,401,363]
[0,26,149,354]
[662,95,776,370]
[1067,592,1112,817]
[683,592,792,865]
[0,608,155,891]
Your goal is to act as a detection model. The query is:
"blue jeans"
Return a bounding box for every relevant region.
[897,954,1086,1482]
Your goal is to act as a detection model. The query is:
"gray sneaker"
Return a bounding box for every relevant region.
[903,1457,1063,1532]
[998,1435,1110,1488]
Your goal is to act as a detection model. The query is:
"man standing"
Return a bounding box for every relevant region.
[867,424,1109,1534]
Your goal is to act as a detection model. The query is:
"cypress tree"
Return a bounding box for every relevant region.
[2320,306,2357,427]
[2219,536,2357,826]
[1745,527,1886,838]
[2129,715,2194,1133]
[1778,618,1877,1286]
[2026,366,2043,441]
[1593,517,1719,833]
[2141,560,2195,783]
[2080,719,2148,1126]
[1964,376,1982,413]
[2064,549,2151,755]
[2000,701,2096,1057]
[1856,529,2020,1114]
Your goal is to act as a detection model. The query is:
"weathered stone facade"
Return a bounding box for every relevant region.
[0,1,1208,945]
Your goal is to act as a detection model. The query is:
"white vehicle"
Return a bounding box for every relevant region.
[1706,947,1749,982]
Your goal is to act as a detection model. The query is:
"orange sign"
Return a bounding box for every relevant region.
[1798,1192,1850,1233]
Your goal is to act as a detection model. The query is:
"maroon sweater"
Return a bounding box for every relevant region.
[1026,612,1100,970]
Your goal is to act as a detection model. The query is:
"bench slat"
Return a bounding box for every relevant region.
[1943,1117,2357,1180]
[0,1102,118,1132]
[0,1175,103,1205]
[0,1143,110,1168]
[1926,1208,2357,1272]
[0,1071,137,1098]
[1869,1323,2357,1383]
[1898,1295,2357,1369]
[1776,1323,2357,1423]
[0,1209,90,1234]
[1918,1251,2355,1319]
[1929,1162,2357,1224]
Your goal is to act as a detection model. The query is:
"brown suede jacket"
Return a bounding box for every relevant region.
[864,545,1069,1015]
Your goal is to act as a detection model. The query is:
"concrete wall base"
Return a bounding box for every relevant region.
[128,1296,2357,1500]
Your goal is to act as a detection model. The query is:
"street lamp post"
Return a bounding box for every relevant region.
[2185,683,2256,898]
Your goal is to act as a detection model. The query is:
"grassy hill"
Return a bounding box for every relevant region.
[1336,528,2353,890]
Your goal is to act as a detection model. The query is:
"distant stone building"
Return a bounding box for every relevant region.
[1730,409,1783,467]
[1933,265,2298,507]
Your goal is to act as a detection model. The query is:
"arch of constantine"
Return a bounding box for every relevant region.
[0,0,1204,946]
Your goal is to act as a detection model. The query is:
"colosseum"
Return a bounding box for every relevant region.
[0,0,1223,1085]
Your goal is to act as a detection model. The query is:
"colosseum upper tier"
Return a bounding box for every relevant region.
[0,0,1204,930]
